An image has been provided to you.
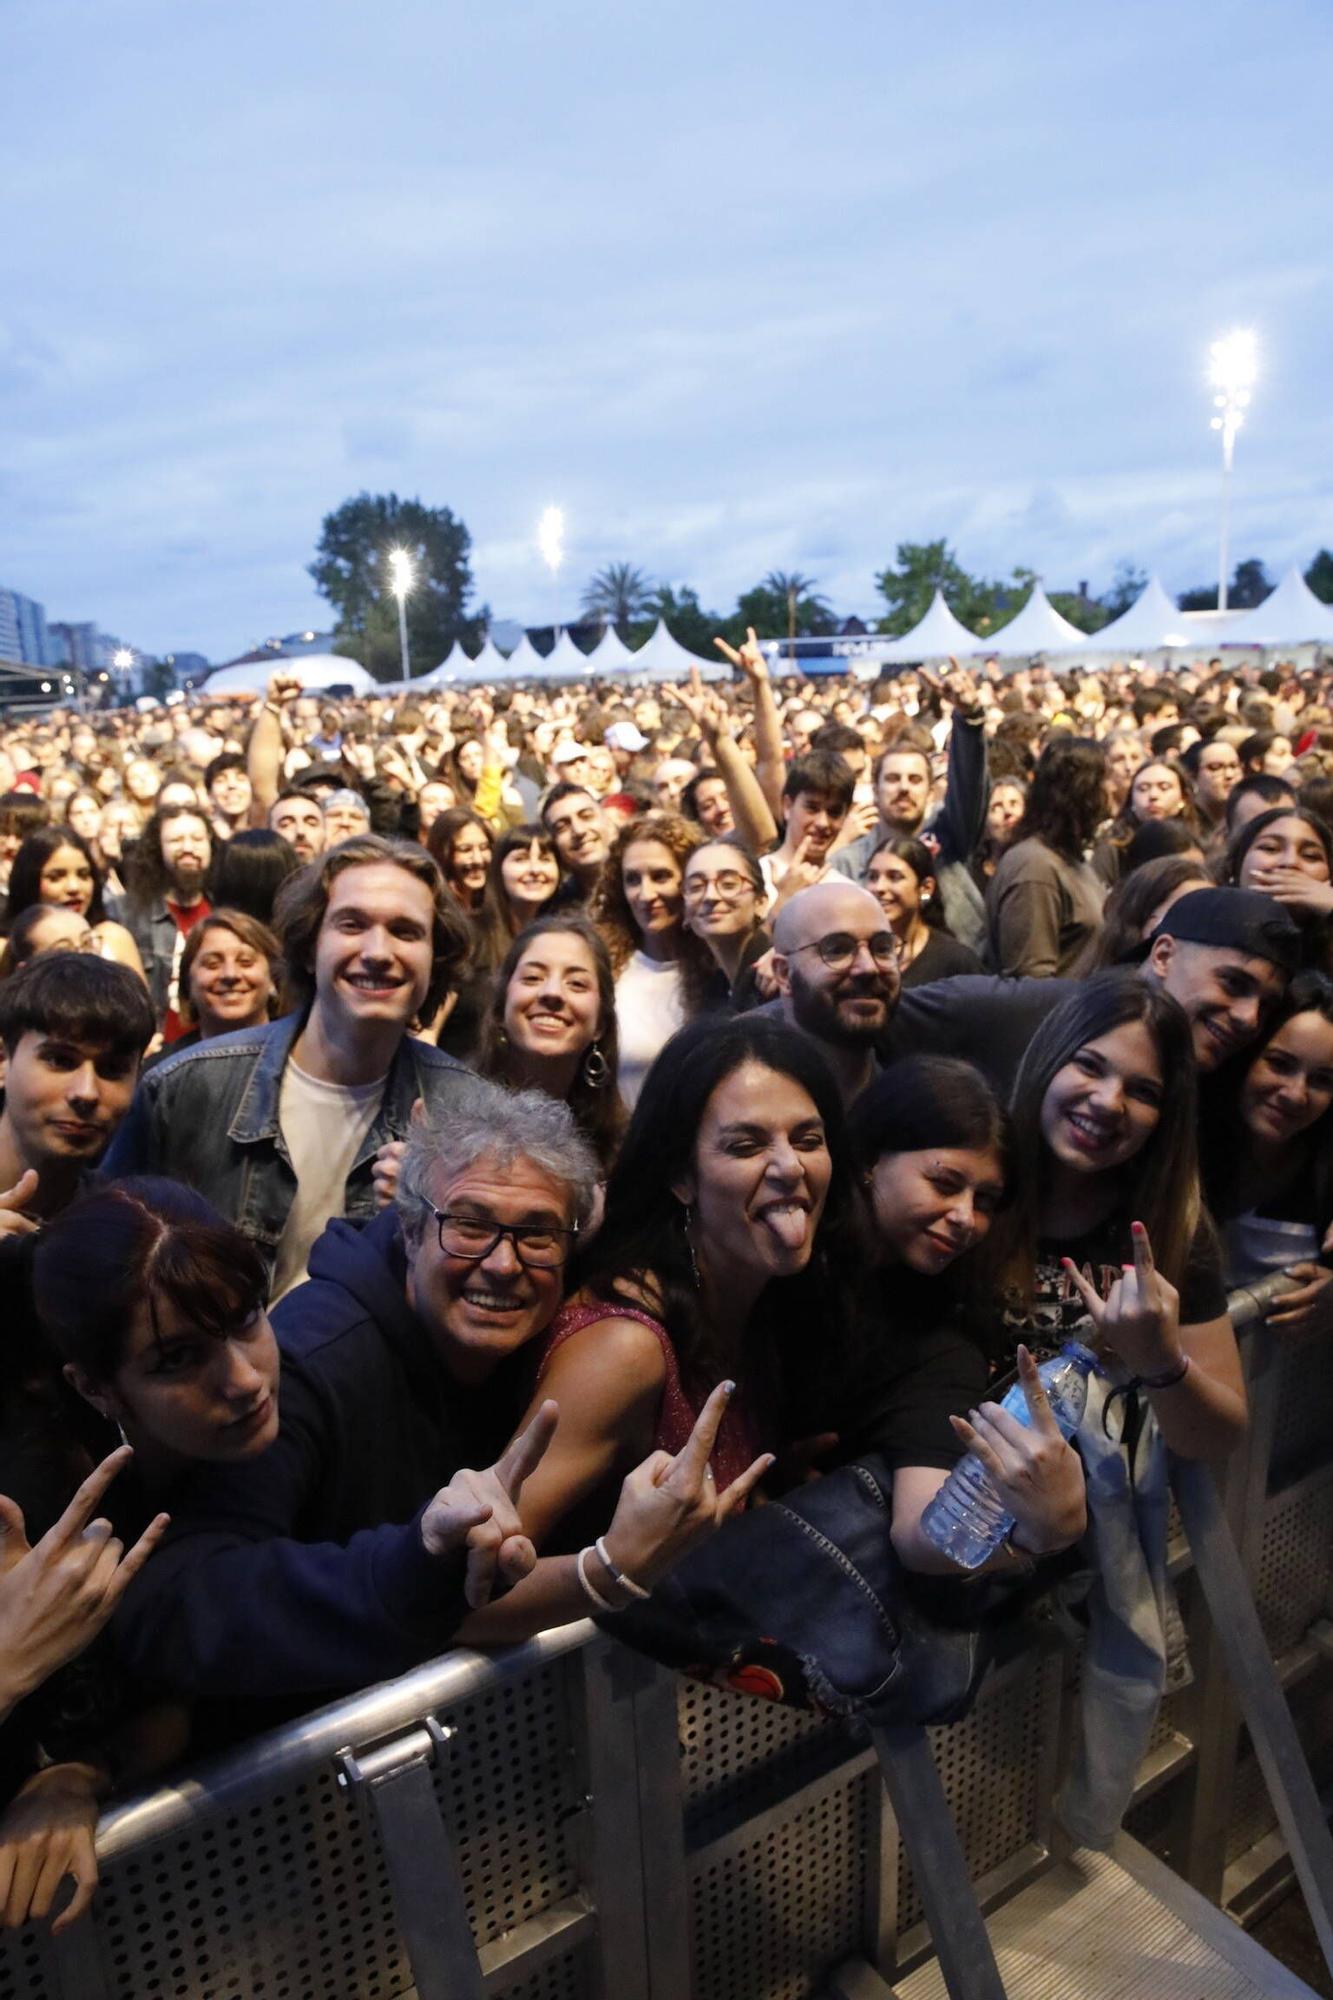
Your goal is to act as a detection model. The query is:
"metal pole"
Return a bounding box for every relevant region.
[397,593,412,681]
[1218,433,1234,614]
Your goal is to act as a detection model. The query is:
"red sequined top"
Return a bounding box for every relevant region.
[536,1300,762,1491]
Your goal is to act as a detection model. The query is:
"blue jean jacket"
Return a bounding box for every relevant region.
[101,1013,466,1267]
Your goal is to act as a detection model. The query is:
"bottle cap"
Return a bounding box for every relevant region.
[1060,1338,1106,1376]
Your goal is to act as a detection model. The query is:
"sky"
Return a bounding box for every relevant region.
[3,0,1332,663]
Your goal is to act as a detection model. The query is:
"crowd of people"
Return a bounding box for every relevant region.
[1,634,1330,1935]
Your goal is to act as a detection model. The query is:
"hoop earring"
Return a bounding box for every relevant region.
[682,1204,701,1290]
[581,1042,609,1090]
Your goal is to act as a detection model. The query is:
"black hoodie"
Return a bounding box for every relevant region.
[114,1208,540,1702]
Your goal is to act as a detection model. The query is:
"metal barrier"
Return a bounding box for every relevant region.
[1,1297,1331,2000]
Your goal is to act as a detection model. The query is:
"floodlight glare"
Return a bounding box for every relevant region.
[537,506,566,575]
[1206,328,1259,613]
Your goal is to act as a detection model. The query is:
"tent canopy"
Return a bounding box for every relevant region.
[968,584,1085,657]
[874,589,980,663]
[1221,568,1333,648]
[204,653,374,696]
[545,629,595,678]
[1082,577,1203,654]
[586,625,635,674]
[630,617,726,682]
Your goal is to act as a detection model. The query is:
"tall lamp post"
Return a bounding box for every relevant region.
[538,506,565,642]
[1208,329,1258,613]
[387,548,415,680]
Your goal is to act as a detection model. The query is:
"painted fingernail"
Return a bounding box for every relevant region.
[722,1380,736,1396]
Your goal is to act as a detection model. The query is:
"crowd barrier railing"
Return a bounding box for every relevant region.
[2,1285,1331,2000]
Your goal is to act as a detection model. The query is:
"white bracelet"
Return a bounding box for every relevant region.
[576,1546,621,1614]
[595,1537,651,1601]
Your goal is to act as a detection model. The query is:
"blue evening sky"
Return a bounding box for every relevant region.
[3,0,1331,660]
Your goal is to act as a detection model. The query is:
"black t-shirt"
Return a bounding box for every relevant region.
[817,1275,989,1474]
[1000,1214,1228,1352]
[899,930,985,992]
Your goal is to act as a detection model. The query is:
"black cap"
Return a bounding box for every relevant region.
[1149,887,1302,974]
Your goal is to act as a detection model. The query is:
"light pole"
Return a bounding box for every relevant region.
[538,506,565,642]
[1208,329,1258,613]
[387,548,415,680]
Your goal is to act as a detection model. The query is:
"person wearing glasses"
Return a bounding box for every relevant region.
[768,880,902,1104]
[681,836,772,1009]
[113,1075,763,1703]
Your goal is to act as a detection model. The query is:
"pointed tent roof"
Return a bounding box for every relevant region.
[973,583,1086,657]
[1082,577,1201,653]
[1221,567,1333,647]
[587,625,636,674]
[630,617,726,682]
[419,639,473,686]
[465,636,515,682]
[204,653,374,695]
[876,589,981,662]
[500,633,550,681]
[546,629,595,678]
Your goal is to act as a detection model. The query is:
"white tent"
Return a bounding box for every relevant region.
[204,652,374,696]
[629,617,725,682]
[462,637,516,683]
[586,625,636,676]
[545,629,596,678]
[1079,577,1203,654]
[1220,567,1333,649]
[418,639,474,686]
[501,633,552,681]
[971,584,1086,658]
[875,589,981,663]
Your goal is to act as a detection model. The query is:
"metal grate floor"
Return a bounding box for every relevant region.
[893,1837,1323,1999]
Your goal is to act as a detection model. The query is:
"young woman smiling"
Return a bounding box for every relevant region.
[1202,972,1333,1337]
[984,972,1245,1460]
[3,827,144,982]
[1227,806,1333,973]
[476,915,625,1171]
[864,835,982,989]
[681,835,771,1008]
[590,811,714,1108]
[480,823,561,952]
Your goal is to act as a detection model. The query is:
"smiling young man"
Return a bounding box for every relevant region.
[102,835,470,1296]
[541,783,611,904]
[0,955,154,1225]
[759,751,855,902]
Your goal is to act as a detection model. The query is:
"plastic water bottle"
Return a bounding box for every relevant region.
[920,1341,1099,1571]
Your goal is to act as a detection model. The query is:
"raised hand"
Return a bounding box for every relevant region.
[1263,1262,1333,1340]
[0,1169,39,1242]
[600,1381,773,1588]
[420,1401,559,1607]
[947,1345,1086,1556]
[0,1448,170,1715]
[1061,1220,1183,1377]
[713,626,768,684]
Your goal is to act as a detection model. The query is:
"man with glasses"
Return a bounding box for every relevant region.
[770,880,901,1103]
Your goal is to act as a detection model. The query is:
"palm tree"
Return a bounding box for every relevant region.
[763,571,834,654]
[580,563,655,637]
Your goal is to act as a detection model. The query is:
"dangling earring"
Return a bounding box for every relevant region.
[682,1204,701,1290]
[582,1041,609,1090]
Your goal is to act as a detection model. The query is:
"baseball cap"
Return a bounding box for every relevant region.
[1150,887,1302,973]
[550,739,592,767]
[605,721,649,752]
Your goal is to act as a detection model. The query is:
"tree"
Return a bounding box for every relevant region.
[1101,561,1149,620]
[580,562,655,637]
[628,584,724,658]
[1305,550,1333,604]
[873,539,1020,636]
[724,571,836,652]
[1048,591,1112,635]
[308,492,485,682]
[1178,557,1273,613]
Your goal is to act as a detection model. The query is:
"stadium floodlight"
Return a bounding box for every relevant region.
[387,547,415,679]
[1208,329,1258,614]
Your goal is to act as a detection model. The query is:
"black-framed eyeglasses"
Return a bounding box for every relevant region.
[431,1209,579,1269]
[785,930,903,972]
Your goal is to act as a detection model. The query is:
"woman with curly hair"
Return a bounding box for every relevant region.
[588,810,714,1108]
[985,739,1107,978]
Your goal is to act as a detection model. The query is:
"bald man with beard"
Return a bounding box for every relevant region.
[770,880,902,1104]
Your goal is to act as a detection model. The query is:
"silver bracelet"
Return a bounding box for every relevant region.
[575,1545,621,1614]
[595,1537,651,1601]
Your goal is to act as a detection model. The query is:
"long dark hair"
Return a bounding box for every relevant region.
[986,970,1202,1303]
[1227,806,1333,903]
[31,1177,268,1384]
[211,829,301,925]
[574,1015,864,1408]
[1012,738,1106,862]
[5,824,109,926]
[476,913,626,1171]
[477,822,561,959]
[122,803,215,913]
[865,833,947,933]
[1073,855,1212,975]
[1203,969,1333,1227]
[848,1055,1008,1181]
[589,811,717,1017]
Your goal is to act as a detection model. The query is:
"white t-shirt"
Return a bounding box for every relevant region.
[271,1058,388,1302]
[615,951,686,1110]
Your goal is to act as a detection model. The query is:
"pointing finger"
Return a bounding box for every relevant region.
[39,1445,134,1553]
[672,1381,734,1485]
[1060,1258,1105,1320]
[494,1400,559,1500]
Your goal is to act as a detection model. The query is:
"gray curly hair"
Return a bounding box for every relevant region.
[396,1072,599,1249]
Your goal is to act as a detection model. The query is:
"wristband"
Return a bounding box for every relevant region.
[1137,1353,1191,1391]
[1001,1530,1038,1575]
[595,1537,651,1601]
[575,1546,622,1614]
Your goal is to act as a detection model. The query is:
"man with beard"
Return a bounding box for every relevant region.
[270,789,327,866]
[770,879,900,1104]
[120,803,214,1038]
[542,783,611,906]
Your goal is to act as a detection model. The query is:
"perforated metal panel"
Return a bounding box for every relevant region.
[688,1779,872,2000]
[0,1924,55,2000]
[1267,1338,1333,1493]
[897,1655,1052,1936]
[1252,1478,1333,1658]
[677,1677,847,1844]
[1226,1746,1278,1866]
[493,1949,590,2000]
[0,1653,588,2000]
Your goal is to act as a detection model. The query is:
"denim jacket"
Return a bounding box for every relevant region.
[101,1013,466,1267]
